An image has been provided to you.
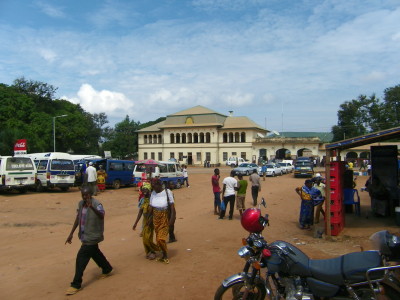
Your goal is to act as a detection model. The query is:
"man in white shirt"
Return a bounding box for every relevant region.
[219,170,237,220]
[86,162,98,196]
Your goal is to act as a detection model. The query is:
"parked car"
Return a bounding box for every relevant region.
[233,163,258,176]
[294,161,314,178]
[278,162,294,173]
[258,164,282,177]
[226,157,246,167]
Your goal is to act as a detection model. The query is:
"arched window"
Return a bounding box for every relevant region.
[241,132,246,142]
[158,134,162,144]
[223,133,228,143]
[229,132,234,143]
[194,133,199,143]
[153,134,158,144]
[235,132,240,142]
[182,133,187,143]
[206,132,211,143]
[149,135,153,144]
[170,133,175,144]
[176,133,181,143]
[144,135,148,144]
[200,132,205,143]
[188,133,193,143]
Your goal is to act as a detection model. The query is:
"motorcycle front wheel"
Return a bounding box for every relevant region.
[214,279,269,300]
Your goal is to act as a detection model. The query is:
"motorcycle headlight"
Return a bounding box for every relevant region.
[238,246,252,259]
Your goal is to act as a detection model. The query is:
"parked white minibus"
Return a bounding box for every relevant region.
[25,152,76,192]
[0,156,37,193]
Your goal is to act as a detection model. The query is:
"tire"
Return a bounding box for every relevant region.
[214,279,268,300]
[112,180,121,189]
[246,171,250,176]
[176,180,182,189]
[36,181,43,192]
[272,172,275,177]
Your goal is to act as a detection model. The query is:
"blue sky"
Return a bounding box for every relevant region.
[1,0,399,132]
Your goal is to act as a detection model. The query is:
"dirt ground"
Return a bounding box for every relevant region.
[0,167,398,300]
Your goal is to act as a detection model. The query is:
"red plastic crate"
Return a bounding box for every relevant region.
[330,222,344,236]
[330,200,343,212]
[330,188,342,201]
[330,210,344,223]
[330,177,342,189]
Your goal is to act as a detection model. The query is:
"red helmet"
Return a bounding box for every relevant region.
[241,208,265,233]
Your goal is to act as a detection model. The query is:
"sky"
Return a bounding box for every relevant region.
[1,0,399,133]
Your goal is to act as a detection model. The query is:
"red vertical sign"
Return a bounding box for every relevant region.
[14,139,27,155]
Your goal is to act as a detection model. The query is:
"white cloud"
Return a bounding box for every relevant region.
[38,48,57,63]
[64,84,134,117]
[35,1,65,18]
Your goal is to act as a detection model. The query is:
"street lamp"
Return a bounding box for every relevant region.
[53,114,68,152]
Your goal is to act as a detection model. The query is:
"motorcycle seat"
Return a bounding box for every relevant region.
[309,250,382,285]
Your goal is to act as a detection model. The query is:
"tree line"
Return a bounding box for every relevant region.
[1,77,399,155]
[0,77,164,158]
[331,84,400,141]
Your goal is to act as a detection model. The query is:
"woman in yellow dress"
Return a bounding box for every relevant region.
[97,165,107,192]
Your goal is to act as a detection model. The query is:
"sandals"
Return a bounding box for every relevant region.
[156,257,170,264]
[65,287,81,295]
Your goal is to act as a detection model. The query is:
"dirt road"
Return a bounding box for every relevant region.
[0,167,397,300]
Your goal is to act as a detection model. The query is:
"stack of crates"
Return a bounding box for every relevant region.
[329,161,345,235]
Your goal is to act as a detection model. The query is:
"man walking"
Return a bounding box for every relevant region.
[249,169,261,206]
[236,174,248,216]
[219,170,237,220]
[65,186,113,295]
[86,162,98,196]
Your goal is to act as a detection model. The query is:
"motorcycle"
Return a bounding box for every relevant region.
[215,199,400,299]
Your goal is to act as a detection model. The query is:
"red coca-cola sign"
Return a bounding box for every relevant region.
[14,139,27,154]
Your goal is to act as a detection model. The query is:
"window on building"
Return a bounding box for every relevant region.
[229,132,234,143]
[188,133,192,143]
[223,133,227,143]
[182,133,186,143]
[170,152,175,159]
[153,134,157,144]
[206,132,211,143]
[176,133,181,143]
[232,152,237,156]
[158,134,162,144]
[235,132,240,143]
[170,133,175,143]
[158,152,162,161]
[194,133,198,143]
[144,135,148,144]
[144,152,148,159]
[241,132,246,142]
[149,135,153,144]
[223,152,228,161]
[241,152,246,160]
[196,152,201,162]
[206,152,211,162]
[151,152,155,160]
[200,132,205,143]
[179,152,183,161]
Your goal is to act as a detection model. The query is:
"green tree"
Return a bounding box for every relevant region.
[101,115,140,158]
[382,84,400,128]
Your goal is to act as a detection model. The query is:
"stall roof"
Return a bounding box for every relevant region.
[325,126,400,151]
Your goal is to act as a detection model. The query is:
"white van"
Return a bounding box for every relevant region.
[0,156,37,193]
[133,160,184,188]
[226,157,246,167]
[25,152,76,192]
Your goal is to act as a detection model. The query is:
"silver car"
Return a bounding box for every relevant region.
[233,163,259,176]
